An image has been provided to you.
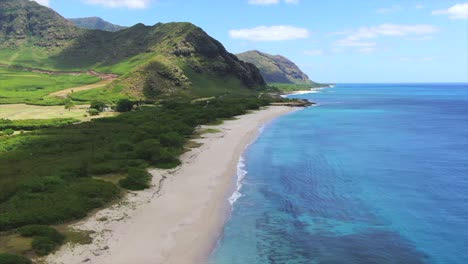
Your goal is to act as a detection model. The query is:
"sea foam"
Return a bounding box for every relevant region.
[228,156,247,205]
[228,125,266,206]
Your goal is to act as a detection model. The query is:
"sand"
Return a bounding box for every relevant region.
[46,106,299,264]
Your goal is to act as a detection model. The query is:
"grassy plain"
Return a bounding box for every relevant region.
[0,104,117,121]
[0,67,100,105]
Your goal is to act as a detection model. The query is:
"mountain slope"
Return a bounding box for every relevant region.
[237,50,314,85]
[0,0,265,100]
[68,17,126,32]
[0,0,81,48]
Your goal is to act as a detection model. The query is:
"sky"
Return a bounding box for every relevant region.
[32,0,468,83]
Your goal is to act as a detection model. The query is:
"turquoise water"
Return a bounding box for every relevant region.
[209,83,468,264]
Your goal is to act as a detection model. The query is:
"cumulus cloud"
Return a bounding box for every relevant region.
[248,0,298,5]
[432,3,468,19]
[304,49,323,56]
[334,24,438,47]
[229,26,310,41]
[31,0,50,7]
[84,0,152,9]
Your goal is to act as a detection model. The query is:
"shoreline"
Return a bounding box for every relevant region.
[280,86,332,97]
[46,105,300,264]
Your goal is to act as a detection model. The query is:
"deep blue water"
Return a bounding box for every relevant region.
[209,83,468,264]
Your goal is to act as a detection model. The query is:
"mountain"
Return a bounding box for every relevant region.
[0,0,81,48]
[68,17,126,32]
[0,0,265,99]
[237,50,315,85]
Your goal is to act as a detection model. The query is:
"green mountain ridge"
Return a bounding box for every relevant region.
[0,0,266,100]
[237,50,316,85]
[68,17,127,32]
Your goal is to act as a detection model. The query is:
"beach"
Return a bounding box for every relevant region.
[46,105,299,264]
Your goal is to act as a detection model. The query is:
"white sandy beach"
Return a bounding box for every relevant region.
[46,106,299,264]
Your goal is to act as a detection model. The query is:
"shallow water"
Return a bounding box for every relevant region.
[209,83,468,264]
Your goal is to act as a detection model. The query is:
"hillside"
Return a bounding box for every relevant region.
[0,0,266,101]
[68,17,126,32]
[237,50,316,85]
[0,0,82,48]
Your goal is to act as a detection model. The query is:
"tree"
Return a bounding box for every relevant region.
[116,99,134,112]
[89,108,100,116]
[119,167,150,190]
[64,99,75,112]
[90,101,107,112]
[2,129,14,136]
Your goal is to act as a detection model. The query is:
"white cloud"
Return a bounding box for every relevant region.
[334,24,438,47]
[84,0,152,9]
[31,0,50,7]
[415,4,424,9]
[304,49,323,56]
[229,26,310,41]
[432,3,468,19]
[376,5,401,13]
[248,0,298,5]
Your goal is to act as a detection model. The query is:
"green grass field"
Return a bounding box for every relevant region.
[0,68,101,105]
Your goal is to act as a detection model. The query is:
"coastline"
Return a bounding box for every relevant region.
[280,86,332,97]
[46,105,300,264]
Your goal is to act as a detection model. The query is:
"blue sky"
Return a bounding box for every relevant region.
[33,0,468,83]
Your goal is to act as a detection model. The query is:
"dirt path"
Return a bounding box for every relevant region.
[48,77,116,98]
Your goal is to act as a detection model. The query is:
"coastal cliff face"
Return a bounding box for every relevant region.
[0,0,266,98]
[237,50,314,85]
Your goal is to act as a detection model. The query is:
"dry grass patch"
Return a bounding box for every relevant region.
[0,104,117,121]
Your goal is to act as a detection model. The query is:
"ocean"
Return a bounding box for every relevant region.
[208,83,468,264]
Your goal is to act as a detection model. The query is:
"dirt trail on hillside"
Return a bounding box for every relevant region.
[0,64,119,98]
[49,77,117,98]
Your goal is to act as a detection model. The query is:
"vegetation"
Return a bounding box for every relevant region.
[0,67,101,105]
[0,118,78,131]
[268,83,328,93]
[237,50,318,85]
[119,167,151,191]
[1,129,14,136]
[68,17,126,32]
[89,101,107,112]
[0,253,31,264]
[1,0,267,101]
[0,2,292,262]
[0,95,272,235]
[18,225,65,255]
[116,99,134,112]
[88,108,100,116]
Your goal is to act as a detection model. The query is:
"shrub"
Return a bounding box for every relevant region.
[119,167,151,191]
[0,253,32,264]
[31,236,56,256]
[90,101,107,112]
[116,99,134,112]
[158,132,185,148]
[18,225,65,244]
[2,129,14,136]
[89,108,100,116]
[19,225,65,256]
[134,139,162,160]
